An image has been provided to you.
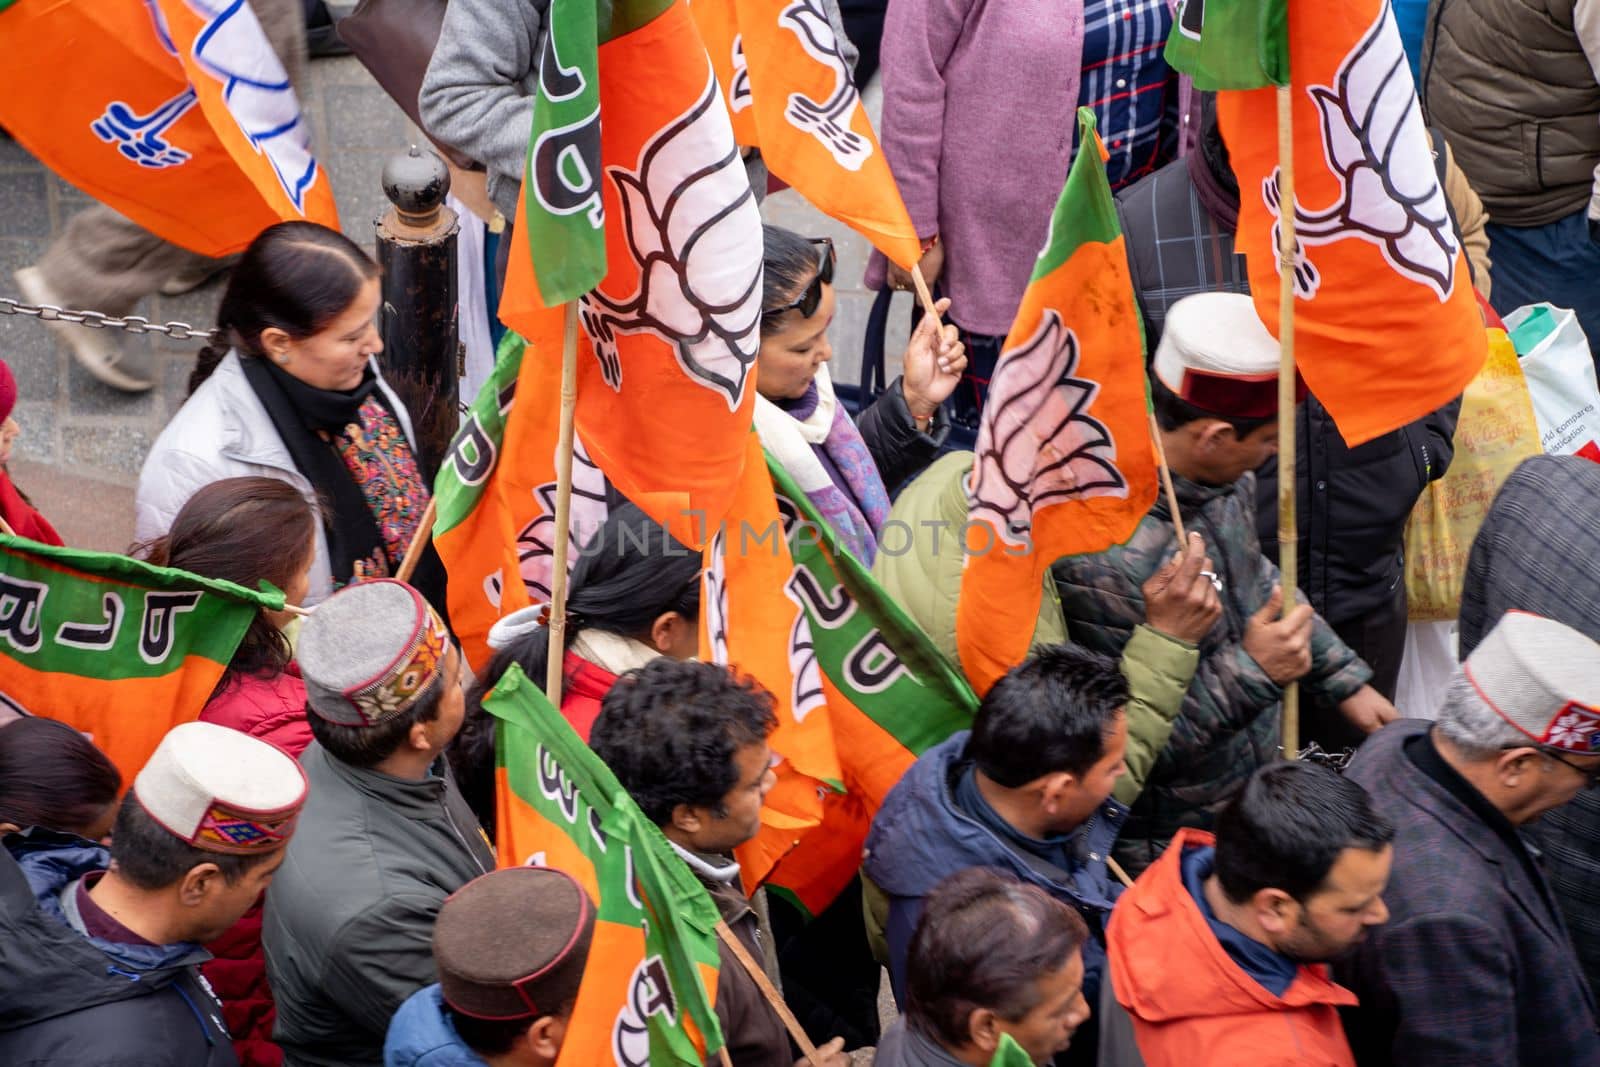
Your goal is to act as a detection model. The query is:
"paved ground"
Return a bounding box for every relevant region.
[0,54,909,552]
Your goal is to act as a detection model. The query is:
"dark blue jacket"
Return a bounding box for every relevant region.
[383,986,486,1067]
[0,828,237,1066]
[861,732,1126,1004]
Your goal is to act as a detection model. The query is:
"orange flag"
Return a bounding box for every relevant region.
[702,433,840,890]
[692,0,923,267]
[0,0,338,256]
[957,111,1159,696]
[1218,0,1486,446]
[501,0,763,550]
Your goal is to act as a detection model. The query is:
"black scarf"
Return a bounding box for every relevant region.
[241,356,392,583]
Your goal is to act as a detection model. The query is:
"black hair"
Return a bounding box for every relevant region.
[308,674,446,770]
[449,503,702,832]
[0,717,122,837]
[110,790,274,889]
[761,224,825,317]
[190,221,379,394]
[1149,373,1276,437]
[589,659,776,827]
[966,645,1129,787]
[907,867,1089,1051]
[446,1010,537,1057]
[1214,760,1396,905]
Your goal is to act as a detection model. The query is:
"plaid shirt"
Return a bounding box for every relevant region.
[1077,0,1181,190]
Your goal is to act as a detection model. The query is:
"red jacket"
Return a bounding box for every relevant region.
[1108,829,1359,1067]
[198,667,311,1067]
[199,666,312,756]
[560,650,619,741]
[0,468,61,545]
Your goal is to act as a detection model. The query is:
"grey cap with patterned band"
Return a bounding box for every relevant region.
[297,579,450,727]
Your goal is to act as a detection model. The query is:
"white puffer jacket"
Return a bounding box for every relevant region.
[135,351,418,607]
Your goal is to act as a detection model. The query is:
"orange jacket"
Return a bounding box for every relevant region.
[1107,829,1359,1067]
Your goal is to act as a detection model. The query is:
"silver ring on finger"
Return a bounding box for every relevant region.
[1199,569,1223,593]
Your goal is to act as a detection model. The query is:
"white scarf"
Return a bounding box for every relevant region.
[752,362,839,497]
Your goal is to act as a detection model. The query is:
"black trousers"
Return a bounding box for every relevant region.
[1303,583,1408,753]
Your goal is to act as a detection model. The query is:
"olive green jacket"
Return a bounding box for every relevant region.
[872,451,1198,806]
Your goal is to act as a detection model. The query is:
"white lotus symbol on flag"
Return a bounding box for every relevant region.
[777,0,871,170]
[1262,0,1458,300]
[971,310,1128,547]
[516,441,609,603]
[785,606,827,724]
[702,528,731,667]
[580,67,764,412]
[186,0,321,211]
[729,35,753,113]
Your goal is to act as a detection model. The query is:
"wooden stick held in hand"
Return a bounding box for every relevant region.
[910,263,945,327]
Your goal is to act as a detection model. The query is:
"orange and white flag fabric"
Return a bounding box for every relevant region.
[1218,0,1486,446]
[0,0,338,256]
[701,432,840,889]
[502,0,763,550]
[957,110,1159,696]
[691,0,923,267]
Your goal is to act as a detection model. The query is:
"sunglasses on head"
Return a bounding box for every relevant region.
[762,237,836,323]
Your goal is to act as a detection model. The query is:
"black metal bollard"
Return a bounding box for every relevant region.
[375,145,460,480]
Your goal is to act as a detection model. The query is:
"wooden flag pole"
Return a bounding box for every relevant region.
[395,498,437,584]
[1275,84,1300,758]
[545,301,582,708]
[910,263,945,327]
[1147,411,1188,545]
[715,920,825,1066]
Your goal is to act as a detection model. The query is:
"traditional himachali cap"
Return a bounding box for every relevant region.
[133,721,307,854]
[434,866,597,1020]
[1152,292,1291,420]
[1465,610,1600,753]
[298,579,450,727]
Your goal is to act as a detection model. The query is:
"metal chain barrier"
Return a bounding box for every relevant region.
[0,296,218,343]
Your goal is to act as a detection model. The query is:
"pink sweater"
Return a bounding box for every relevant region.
[866,0,1195,336]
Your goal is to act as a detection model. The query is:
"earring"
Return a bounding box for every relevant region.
[274,352,290,366]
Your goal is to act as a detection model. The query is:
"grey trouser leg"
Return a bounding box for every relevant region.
[33,0,309,313]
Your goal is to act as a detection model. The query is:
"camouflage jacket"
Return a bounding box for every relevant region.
[1051,471,1371,870]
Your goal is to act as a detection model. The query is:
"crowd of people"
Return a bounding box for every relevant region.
[5,0,1600,1064]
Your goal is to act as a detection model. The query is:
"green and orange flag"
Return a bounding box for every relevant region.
[691,0,923,267]
[432,332,613,674]
[761,458,976,915]
[501,0,763,550]
[0,0,338,256]
[1184,0,1486,445]
[0,536,283,776]
[701,432,840,891]
[956,109,1159,697]
[1164,0,1288,89]
[485,664,725,1067]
